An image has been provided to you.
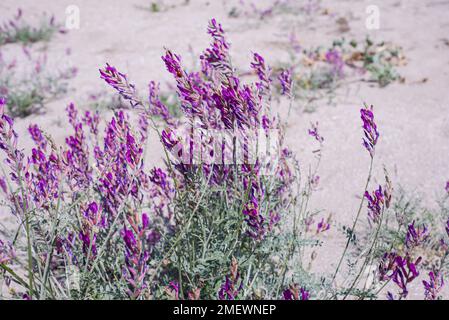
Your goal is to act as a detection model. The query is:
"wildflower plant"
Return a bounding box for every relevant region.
[0,18,324,300]
[0,18,446,301]
[274,36,405,111]
[0,47,77,117]
[0,9,65,46]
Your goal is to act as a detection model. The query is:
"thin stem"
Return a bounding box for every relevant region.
[330,157,374,290]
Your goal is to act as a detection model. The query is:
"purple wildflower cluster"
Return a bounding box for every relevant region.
[422,271,444,300]
[0,9,65,46]
[278,69,293,97]
[364,186,385,224]
[405,221,429,248]
[360,104,379,158]
[122,212,150,299]
[0,93,170,298]
[379,252,421,298]
[308,121,324,144]
[218,257,243,300]
[283,283,310,300]
[99,64,140,107]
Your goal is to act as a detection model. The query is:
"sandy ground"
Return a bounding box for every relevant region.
[1,0,449,299]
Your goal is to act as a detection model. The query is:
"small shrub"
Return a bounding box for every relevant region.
[0,47,77,117]
[0,9,65,46]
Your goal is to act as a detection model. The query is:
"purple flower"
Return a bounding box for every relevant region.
[364,185,384,223]
[162,50,184,79]
[445,181,449,195]
[218,257,243,300]
[200,18,232,75]
[251,53,271,95]
[82,111,100,136]
[242,196,266,241]
[379,251,421,298]
[423,271,444,300]
[28,124,47,151]
[79,201,103,257]
[308,121,324,143]
[316,218,330,234]
[283,284,310,300]
[99,63,141,107]
[405,221,429,248]
[360,104,379,158]
[62,104,92,191]
[392,255,422,298]
[121,212,150,299]
[278,69,292,96]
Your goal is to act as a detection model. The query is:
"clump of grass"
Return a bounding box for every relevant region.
[0,47,77,117]
[0,9,65,47]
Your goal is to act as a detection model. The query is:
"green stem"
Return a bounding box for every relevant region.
[330,157,374,292]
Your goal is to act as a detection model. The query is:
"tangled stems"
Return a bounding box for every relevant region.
[343,203,385,299]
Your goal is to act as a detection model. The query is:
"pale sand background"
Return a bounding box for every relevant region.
[1,0,448,299]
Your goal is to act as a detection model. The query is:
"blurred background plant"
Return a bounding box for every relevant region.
[272,36,406,111]
[0,9,66,47]
[0,47,77,117]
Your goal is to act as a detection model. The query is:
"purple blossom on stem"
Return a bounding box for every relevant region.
[122,212,150,299]
[278,69,292,96]
[63,103,92,191]
[162,50,184,79]
[405,221,429,248]
[283,284,310,300]
[378,252,399,281]
[82,111,100,136]
[378,251,421,298]
[423,271,444,300]
[308,121,324,143]
[360,104,379,158]
[364,185,384,224]
[250,53,271,95]
[393,255,421,298]
[242,196,266,241]
[0,97,26,191]
[99,63,141,107]
[316,217,330,234]
[218,257,243,300]
[28,124,47,151]
[200,18,232,75]
[79,202,103,258]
